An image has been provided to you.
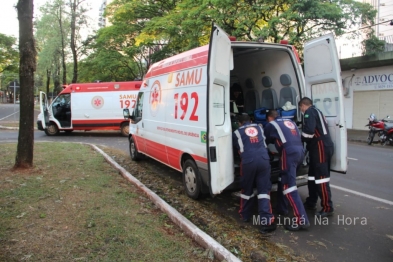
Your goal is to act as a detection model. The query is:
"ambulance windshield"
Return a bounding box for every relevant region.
[135,92,144,118]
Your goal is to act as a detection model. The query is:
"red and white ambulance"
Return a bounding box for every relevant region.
[37,81,141,136]
[124,24,348,199]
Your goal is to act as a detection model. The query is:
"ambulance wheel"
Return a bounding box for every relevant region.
[44,122,59,136]
[183,159,202,200]
[120,122,129,137]
[130,136,142,161]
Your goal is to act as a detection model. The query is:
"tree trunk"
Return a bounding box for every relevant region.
[15,0,36,169]
[70,0,78,83]
[46,69,50,94]
[54,65,61,95]
[58,4,67,85]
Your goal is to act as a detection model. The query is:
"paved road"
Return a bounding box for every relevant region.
[0,103,20,122]
[270,143,393,262]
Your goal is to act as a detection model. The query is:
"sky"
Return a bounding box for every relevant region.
[0,0,102,39]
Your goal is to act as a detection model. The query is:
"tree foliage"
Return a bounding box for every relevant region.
[361,31,386,56]
[58,0,379,81]
[68,0,90,83]
[35,0,93,93]
[80,0,376,82]
[0,33,19,74]
[78,0,175,81]
[36,0,70,95]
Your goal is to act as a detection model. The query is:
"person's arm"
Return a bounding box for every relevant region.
[301,108,316,143]
[263,123,275,145]
[232,132,240,152]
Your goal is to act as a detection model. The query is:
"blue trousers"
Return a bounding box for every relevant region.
[239,158,273,225]
[276,146,309,225]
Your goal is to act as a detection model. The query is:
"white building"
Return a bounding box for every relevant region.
[340,53,393,130]
[98,0,113,28]
[336,0,393,59]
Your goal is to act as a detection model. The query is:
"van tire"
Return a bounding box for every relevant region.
[182,159,202,200]
[130,136,142,161]
[121,122,129,137]
[44,122,59,136]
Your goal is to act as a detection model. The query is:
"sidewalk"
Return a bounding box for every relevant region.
[347,129,369,143]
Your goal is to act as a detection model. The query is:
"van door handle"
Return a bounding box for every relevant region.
[142,122,144,128]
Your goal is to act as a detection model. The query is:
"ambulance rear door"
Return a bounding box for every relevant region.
[207,24,234,194]
[304,33,348,173]
[39,91,49,129]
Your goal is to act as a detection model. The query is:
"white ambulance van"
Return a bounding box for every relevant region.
[124,24,348,199]
[37,81,141,136]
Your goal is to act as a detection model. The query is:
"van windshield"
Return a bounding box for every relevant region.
[135,92,144,118]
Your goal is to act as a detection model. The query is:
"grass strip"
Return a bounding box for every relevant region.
[0,143,210,261]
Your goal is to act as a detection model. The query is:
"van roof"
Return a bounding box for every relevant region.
[146,45,209,78]
[60,81,142,94]
[145,40,300,79]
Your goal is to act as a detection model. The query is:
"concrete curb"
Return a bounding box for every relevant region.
[91,144,241,262]
[0,125,39,131]
[348,138,367,143]
[0,125,19,130]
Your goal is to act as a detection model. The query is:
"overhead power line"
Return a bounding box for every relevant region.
[342,20,393,35]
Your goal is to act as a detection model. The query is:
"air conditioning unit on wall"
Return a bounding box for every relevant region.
[342,74,355,98]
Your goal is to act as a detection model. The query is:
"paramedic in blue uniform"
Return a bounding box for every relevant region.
[232,113,276,234]
[264,110,310,230]
[298,97,334,218]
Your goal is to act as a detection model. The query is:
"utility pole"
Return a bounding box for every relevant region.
[12,79,20,104]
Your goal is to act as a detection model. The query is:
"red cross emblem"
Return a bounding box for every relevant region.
[91,96,104,109]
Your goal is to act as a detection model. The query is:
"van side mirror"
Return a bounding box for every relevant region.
[123,109,130,119]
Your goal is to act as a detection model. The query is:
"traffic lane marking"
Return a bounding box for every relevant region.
[0,111,19,121]
[331,184,393,206]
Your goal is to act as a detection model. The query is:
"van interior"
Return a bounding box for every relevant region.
[228,44,306,182]
[51,93,72,127]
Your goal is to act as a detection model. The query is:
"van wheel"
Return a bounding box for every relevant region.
[44,122,59,136]
[120,122,129,137]
[129,136,142,161]
[182,159,202,200]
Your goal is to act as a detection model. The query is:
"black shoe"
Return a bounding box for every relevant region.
[242,218,250,223]
[259,223,277,234]
[303,202,317,210]
[315,209,334,218]
[275,211,288,216]
[284,222,310,231]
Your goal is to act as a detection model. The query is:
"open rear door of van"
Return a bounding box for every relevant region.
[207,24,235,194]
[304,33,348,173]
[39,91,49,129]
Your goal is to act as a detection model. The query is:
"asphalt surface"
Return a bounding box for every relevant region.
[1,103,393,262]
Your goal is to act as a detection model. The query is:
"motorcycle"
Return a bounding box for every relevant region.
[366,114,393,146]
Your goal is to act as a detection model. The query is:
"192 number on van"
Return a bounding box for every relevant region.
[174,92,199,121]
[120,99,136,109]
